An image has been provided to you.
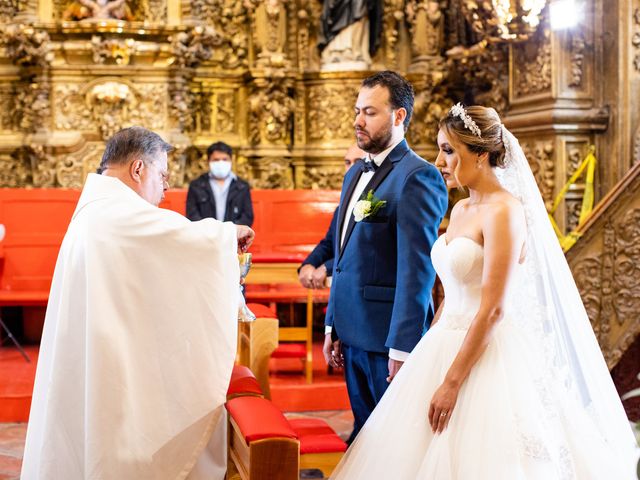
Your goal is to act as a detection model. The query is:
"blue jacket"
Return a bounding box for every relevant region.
[301,207,338,274]
[325,140,448,353]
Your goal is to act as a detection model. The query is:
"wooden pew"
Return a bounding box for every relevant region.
[0,188,339,338]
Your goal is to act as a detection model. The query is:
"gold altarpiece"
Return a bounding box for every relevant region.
[0,0,639,364]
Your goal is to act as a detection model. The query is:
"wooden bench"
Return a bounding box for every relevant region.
[226,375,347,479]
[0,187,339,335]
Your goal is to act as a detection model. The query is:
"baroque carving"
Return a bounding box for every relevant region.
[300,166,344,190]
[405,0,445,72]
[572,256,603,339]
[513,28,552,97]
[0,149,33,187]
[382,0,404,67]
[14,74,51,133]
[248,0,289,68]
[295,0,321,71]
[91,36,135,65]
[307,84,358,141]
[252,157,293,189]
[169,77,195,132]
[569,32,586,88]
[0,24,53,67]
[54,81,166,136]
[249,78,294,145]
[170,26,224,69]
[407,87,449,146]
[0,0,18,21]
[215,92,236,134]
[521,139,554,209]
[449,44,509,114]
[633,8,640,72]
[190,0,249,69]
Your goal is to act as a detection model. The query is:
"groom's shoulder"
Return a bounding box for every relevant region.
[400,147,440,177]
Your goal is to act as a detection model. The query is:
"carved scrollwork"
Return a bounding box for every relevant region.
[513,28,552,97]
[612,208,640,322]
[521,139,555,209]
[215,92,236,134]
[0,24,53,67]
[405,0,445,62]
[634,126,640,165]
[296,0,321,71]
[249,78,294,145]
[633,7,640,72]
[0,0,18,21]
[170,26,225,69]
[252,157,293,189]
[307,84,358,141]
[247,0,289,68]
[169,78,195,133]
[300,166,344,190]
[190,0,249,69]
[572,256,603,338]
[0,148,33,187]
[382,0,404,67]
[407,87,449,146]
[14,74,50,133]
[569,32,586,88]
[91,36,136,65]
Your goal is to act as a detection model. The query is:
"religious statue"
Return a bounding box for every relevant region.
[318,0,382,71]
[63,0,132,21]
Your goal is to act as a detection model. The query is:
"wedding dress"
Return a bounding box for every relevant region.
[331,127,638,479]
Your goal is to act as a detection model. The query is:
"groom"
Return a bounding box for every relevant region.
[323,71,448,440]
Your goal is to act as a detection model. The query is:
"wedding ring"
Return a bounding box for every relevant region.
[440,412,447,417]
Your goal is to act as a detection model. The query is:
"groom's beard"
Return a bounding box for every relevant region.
[356,123,393,155]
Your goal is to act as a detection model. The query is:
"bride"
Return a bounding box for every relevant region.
[330,105,638,479]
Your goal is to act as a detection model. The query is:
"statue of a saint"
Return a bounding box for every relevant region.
[63,0,132,21]
[318,0,382,71]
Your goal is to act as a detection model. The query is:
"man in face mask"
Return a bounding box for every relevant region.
[187,142,254,226]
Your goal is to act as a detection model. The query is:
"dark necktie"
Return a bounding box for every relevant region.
[360,160,377,173]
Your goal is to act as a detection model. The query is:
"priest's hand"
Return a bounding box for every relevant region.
[236,225,255,252]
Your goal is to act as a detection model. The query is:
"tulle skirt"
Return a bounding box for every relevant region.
[330,317,633,479]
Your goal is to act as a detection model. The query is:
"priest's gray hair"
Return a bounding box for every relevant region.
[97,126,173,174]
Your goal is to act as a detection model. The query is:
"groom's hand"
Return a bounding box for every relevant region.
[323,334,344,368]
[387,358,404,383]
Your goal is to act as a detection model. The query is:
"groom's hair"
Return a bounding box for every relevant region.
[362,71,414,130]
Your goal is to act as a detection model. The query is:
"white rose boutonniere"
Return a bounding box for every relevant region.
[353,189,387,222]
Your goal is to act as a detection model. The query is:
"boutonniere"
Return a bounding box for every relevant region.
[353,189,387,222]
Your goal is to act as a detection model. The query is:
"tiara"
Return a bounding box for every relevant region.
[449,103,482,138]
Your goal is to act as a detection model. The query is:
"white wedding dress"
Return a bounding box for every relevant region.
[331,234,635,479]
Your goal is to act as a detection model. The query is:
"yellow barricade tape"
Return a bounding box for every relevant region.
[548,146,597,252]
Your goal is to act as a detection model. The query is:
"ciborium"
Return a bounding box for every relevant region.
[238,253,256,322]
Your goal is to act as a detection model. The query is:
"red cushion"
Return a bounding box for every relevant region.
[288,418,347,454]
[246,303,277,318]
[287,418,335,436]
[226,397,297,443]
[299,433,348,454]
[272,343,307,358]
[227,365,263,397]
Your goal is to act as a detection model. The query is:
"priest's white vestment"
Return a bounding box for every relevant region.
[21,173,239,479]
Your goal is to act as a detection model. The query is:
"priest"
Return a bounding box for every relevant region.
[21,126,254,479]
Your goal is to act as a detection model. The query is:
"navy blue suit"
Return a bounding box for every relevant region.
[301,207,338,274]
[325,140,447,436]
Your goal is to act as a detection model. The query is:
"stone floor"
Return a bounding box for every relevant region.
[0,410,353,479]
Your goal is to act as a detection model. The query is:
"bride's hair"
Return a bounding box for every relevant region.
[439,106,507,168]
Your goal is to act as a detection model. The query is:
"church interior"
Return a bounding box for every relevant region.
[0,0,639,478]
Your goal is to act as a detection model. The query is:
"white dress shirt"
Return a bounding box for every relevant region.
[328,139,410,362]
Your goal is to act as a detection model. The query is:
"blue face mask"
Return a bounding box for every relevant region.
[209,161,232,179]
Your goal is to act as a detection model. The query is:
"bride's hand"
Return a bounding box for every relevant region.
[428,381,460,434]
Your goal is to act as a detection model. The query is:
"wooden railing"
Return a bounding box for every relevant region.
[566,161,640,369]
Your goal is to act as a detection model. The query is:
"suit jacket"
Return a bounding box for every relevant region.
[324,140,448,353]
[301,207,338,274]
[186,173,254,227]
